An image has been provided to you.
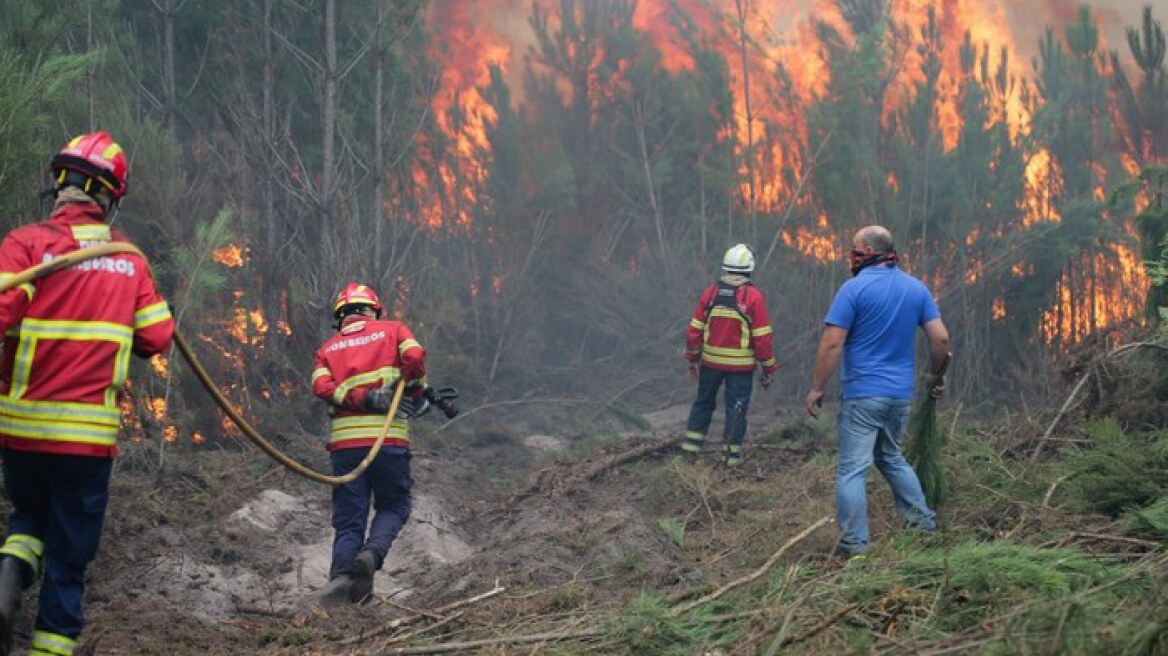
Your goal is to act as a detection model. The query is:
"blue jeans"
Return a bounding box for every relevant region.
[836,398,935,554]
[2,449,112,640]
[684,367,754,446]
[330,447,412,580]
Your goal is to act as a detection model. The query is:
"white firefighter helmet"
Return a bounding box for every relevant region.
[722,243,755,274]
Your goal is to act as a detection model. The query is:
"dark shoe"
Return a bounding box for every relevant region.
[316,575,355,608]
[348,550,377,604]
[0,556,27,656]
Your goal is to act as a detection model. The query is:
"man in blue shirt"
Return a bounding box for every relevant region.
[805,225,950,556]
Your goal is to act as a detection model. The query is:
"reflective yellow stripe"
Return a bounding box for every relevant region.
[328,414,408,444]
[134,301,171,329]
[759,357,776,368]
[707,307,746,321]
[705,308,751,348]
[0,273,34,301]
[0,414,118,445]
[399,339,421,354]
[689,318,705,330]
[7,317,139,405]
[311,367,331,383]
[102,142,123,161]
[70,224,111,241]
[333,367,399,406]
[17,319,133,344]
[750,325,773,338]
[702,344,753,358]
[0,534,44,576]
[701,352,755,367]
[0,396,120,426]
[30,629,76,655]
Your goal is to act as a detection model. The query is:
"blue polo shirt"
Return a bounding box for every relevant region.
[824,265,941,399]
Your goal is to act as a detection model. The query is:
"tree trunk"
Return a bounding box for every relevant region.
[373,3,386,277]
[321,0,338,251]
[86,0,95,129]
[262,0,282,335]
[163,0,177,140]
[734,0,756,242]
[632,100,668,269]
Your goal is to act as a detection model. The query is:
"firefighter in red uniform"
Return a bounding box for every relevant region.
[682,244,778,467]
[0,132,175,656]
[311,283,428,607]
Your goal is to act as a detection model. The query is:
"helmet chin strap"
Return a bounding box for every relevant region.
[105,205,121,228]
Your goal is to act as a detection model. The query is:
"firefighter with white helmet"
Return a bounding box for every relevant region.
[311,282,427,606]
[0,132,175,655]
[681,244,778,467]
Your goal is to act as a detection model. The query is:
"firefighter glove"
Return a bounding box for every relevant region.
[759,372,773,390]
[364,386,394,414]
[396,396,431,419]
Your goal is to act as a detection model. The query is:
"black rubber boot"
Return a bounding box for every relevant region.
[316,574,355,609]
[0,556,29,656]
[347,550,377,604]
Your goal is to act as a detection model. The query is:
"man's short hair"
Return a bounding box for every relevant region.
[859,226,895,252]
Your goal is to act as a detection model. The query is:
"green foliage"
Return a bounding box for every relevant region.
[609,592,727,655]
[170,207,234,315]
[256,627,314,647]
[905,396,947,507]
[657,517,686,547]
[0,46,91,219]
[1121,494,1168,539]
[605,402,651,431]
[1064,419,1168,516]
[842,540,1135,639]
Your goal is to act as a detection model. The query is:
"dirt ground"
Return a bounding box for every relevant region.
[1,394,834,655]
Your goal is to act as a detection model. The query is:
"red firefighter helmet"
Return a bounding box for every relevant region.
[332,283,383,322]
[50,132,129,200]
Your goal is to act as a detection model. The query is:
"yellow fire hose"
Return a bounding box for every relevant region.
[0,242,402,485]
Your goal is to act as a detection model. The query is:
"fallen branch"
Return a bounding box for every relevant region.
[374,628,605,655]
[339,581,505,647]
[507,436,680,507]
[1042,532,1163,550]
[1029,373,1090,465]
[764,603,858,654]
[1041,472,1073,508]
[669,516,833,617]
[577,436,681,483]
[379,612,462,648]
[1030,340,1159,465]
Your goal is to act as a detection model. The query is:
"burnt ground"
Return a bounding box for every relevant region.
[0,397,873,655]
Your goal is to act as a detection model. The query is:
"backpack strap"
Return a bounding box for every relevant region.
[704,281,752,326]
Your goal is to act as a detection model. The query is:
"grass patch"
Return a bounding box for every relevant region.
[658,517,686,547]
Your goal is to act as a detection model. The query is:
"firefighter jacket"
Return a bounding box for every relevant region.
[0,201,175,458]
[312,316,425,451]
[685,278,778,375]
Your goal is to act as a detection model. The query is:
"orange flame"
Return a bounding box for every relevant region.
[212,244,244,267]
[149,354,170,378]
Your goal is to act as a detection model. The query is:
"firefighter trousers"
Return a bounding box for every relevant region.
[329,447,412,580]
[684,367,754,447]
[1,448,112,643]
